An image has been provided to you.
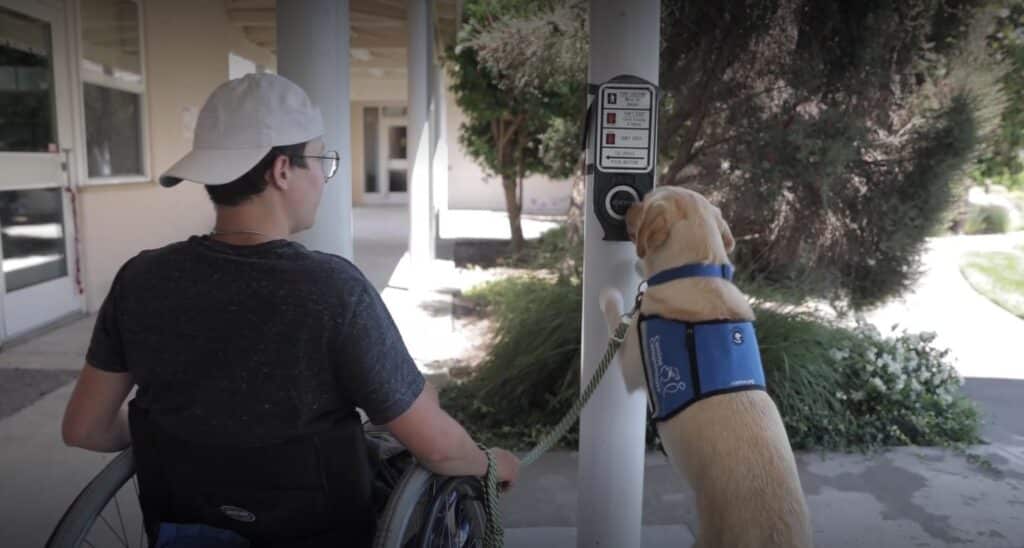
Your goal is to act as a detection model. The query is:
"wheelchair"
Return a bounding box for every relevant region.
[46,435,489,548]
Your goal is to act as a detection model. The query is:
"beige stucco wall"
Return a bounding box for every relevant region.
[78,0,276,311]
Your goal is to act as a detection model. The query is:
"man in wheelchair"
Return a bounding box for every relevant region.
[60,73,519,547]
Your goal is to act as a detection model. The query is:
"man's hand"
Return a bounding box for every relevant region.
[490,447,521,491]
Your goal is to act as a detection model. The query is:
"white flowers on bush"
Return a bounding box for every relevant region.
[830,322,962,406]
[829,348,850,362]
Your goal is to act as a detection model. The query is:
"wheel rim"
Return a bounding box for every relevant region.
[418,478,486,548]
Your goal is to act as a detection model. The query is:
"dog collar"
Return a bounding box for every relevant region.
[647,263,734,287]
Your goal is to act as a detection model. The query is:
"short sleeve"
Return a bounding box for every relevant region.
[86,267,128,373]
[336,284,425,424]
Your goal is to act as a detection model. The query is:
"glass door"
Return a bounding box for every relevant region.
[363,105,408,204]
[0,0,81,341]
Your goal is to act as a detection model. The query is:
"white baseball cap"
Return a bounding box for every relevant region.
[159,73,325,187]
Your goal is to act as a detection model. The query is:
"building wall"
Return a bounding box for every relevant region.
[77,0,275,311]
[347,69,573,216]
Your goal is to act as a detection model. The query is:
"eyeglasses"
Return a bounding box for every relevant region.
[294,150,339,180]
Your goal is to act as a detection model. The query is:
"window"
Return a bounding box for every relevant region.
[388,126,407,160]
[363,107,378,193]
[0,7,57,153]
[0,189,68,292]
[79,0,146,181]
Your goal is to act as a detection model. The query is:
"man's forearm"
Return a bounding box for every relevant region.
[423,381,440,406]
[417,411,488,477]
[73,406,131,453]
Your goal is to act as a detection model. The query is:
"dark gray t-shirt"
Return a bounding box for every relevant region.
[87,235,424,447]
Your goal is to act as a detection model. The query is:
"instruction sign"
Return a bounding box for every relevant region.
[597,83,657,173]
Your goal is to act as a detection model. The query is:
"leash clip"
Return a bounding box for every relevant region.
[631,279,647,316]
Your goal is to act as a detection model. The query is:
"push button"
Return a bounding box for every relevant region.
[605,185,639,220]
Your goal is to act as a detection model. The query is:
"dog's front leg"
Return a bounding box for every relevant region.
[599,288,645,392]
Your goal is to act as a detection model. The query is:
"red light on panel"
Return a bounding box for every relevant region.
[606,133,616,145]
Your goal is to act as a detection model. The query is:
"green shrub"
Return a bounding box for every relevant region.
[443,275,981,452]
[522,225,582,278]
[964,204,1011,234]
[985,170,1024,192]
[758,309,980,450]
[443,276,584,450]
[1010,192,1024,231]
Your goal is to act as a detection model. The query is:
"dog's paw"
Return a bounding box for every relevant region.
[599,288,625,334]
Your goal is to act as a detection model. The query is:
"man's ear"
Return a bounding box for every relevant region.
[712,206,735,254]
[635,200,673,258]
[266,154,292,190]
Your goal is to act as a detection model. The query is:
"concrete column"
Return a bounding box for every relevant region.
[577,1,659,546]
[407,0,435,266]
[431,37,450,221]
[277,0,353,259]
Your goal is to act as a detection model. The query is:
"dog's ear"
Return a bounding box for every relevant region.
[634,200,674,258]
[713,206,736,254]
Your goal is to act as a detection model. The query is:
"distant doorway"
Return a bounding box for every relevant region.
[362,105,408,205]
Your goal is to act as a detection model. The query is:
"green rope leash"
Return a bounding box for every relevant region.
[521,313,635,467]
[478,310,637,548]
[480,446,503,547]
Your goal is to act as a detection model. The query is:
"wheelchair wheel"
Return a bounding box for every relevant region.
[46,449,148,548]
[373,465,488,548]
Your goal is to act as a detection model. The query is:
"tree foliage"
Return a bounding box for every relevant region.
[657,0,1008,309]
[446,0,586,251]
[976,1,1024,182]
[457,0,1010,309]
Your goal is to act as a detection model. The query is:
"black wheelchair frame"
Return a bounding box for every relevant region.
[46,448,488,548]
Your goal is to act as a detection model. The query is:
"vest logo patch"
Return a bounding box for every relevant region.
[732,328,744,345]
[649,335,686,396]
[220,505,256,523]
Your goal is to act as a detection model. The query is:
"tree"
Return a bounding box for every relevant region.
[446,0,586,252]
[977,1,1024,182]
[472,0,1008,309]
[656,0,1008,308]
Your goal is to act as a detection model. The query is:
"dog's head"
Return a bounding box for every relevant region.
[625,186,735,276]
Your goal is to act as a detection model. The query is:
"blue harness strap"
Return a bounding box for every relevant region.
[638,317,766,422]
[646,263,734,286]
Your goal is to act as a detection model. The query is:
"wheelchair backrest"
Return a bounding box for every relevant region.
[129,400,376,547]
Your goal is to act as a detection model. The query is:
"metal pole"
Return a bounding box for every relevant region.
[276,0,353,259]
[408,0,435,268]
[578,1,660,546]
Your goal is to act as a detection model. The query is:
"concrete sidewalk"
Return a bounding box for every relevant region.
[864,232,1024,381]
[1,209,1023,547]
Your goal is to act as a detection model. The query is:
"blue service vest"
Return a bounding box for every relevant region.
[639,316,767,422]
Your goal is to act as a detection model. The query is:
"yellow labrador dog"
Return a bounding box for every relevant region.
[600,186,812,548]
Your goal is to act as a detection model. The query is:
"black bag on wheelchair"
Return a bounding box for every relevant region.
[129,401,377,548]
